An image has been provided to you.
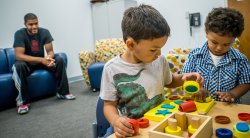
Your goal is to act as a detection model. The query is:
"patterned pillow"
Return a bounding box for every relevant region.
[232,38,240,50]
[166,54,187,74]
[95,38,126,62]
[168,48,191,55]
[79,50,96,86]
[164,51,189,97]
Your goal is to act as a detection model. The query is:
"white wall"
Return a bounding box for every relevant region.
[0,0,94,78]
[136,0,227,53]
[0,0,227,78]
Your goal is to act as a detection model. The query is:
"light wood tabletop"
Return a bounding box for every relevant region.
[108,102,250,138]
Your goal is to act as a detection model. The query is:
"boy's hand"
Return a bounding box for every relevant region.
[214,91,235,103]
[113,116,134,138]
[191,88,210,103]
[182,72,204,87]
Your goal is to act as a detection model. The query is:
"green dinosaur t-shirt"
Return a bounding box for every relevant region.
[100,55,172,119]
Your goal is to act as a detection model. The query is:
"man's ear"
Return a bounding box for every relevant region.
[125,37,136,50]
[24,22,27,27]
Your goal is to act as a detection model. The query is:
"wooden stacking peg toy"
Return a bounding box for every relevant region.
[175,112,187,131]
[165,118,182,136]
[233,122,250,138]
[188,117,200,136]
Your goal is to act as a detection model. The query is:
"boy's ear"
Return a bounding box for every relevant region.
[125,37,136,50]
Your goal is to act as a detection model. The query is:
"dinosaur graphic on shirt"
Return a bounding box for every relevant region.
[113,69,163,119]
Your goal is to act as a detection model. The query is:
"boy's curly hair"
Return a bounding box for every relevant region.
[205,7,244,37]
[122,4,170,42]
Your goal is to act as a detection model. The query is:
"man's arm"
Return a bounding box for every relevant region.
[44,42,54,58]
[15,47,44,63]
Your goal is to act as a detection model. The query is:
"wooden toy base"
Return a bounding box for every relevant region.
[149,112,213,138]
[144,98,215,122]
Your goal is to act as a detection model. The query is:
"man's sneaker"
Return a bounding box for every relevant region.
[56,93,76,100]
[17,104,29,115]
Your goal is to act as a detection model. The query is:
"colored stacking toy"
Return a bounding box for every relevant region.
[137,118,149,128]
[188,117,200,137]
[183,81,200,94]
[128,118,150,135]
[179,101,197,112]
[165,118,182,136]
[129,119,139,135]
[238,113,250,121]
[216,128,233,138]
[233,122,250,138]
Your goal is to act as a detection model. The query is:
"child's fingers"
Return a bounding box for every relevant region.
[120,118,134,135]
[114,131,126,138]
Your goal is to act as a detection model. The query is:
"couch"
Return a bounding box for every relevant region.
[79,38,126,91]
[0,48,67,110]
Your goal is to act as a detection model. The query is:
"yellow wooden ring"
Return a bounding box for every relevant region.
[165,126,182,136]
[183,81,200,94]
[188,125,198,135]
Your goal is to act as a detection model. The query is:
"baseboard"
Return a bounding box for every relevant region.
[68,75,84,84]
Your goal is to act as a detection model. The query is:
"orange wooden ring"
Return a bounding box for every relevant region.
[137,118,149,128]
[129,119,139,135]
[215,115,231,124]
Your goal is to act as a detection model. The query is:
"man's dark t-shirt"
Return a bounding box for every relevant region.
[13,28,54,57]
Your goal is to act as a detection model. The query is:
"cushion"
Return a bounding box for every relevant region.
[94,38,126,62]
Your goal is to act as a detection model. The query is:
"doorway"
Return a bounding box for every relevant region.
[228,0,250,62]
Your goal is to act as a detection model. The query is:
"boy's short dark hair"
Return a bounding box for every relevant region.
[24,13,38,23]
[122,4,170,42]
[205,7,244,37]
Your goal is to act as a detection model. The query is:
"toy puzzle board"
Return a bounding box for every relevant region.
[144,99,215,122]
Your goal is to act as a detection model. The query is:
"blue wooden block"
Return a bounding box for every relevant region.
[161,104,175,109]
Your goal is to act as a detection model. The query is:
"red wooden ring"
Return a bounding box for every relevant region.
[137,118,149,128]
[129,119,139,135]
[238,113,250,121]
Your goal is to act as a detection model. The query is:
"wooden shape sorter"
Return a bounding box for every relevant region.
[144,98,215,122]
[149,112,213,138]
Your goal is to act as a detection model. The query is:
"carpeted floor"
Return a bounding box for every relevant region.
[0,80,99,138]
[0,80,249,138]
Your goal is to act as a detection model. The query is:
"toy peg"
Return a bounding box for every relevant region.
[165,118,182,136]
[175,112,187,131]
[190,117,200,129]
[188,117,200,136]
[168,118,178,130]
